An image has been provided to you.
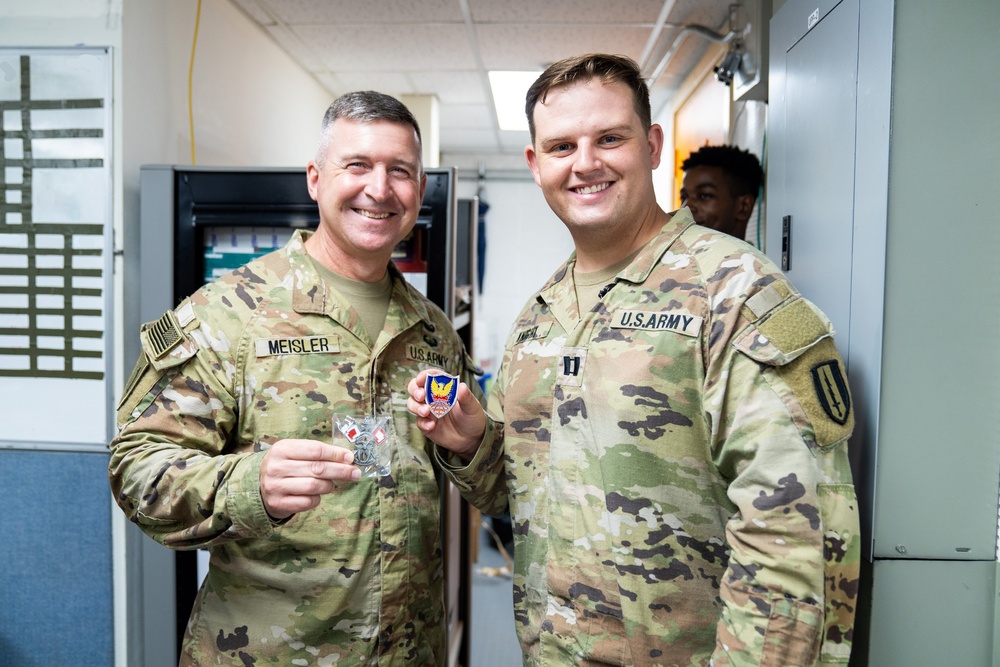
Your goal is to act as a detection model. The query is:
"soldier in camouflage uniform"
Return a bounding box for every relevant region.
[110,92,477,666]
[408,55,860,666]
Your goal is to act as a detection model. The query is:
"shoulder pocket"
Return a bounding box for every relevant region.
[116,310,199,428]
[734,296,833,366]
[733,295,853,447]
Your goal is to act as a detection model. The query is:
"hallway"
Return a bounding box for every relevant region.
[470,525,521,667]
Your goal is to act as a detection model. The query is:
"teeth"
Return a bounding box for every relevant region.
[357,209,390,219]
[575,183,610,195]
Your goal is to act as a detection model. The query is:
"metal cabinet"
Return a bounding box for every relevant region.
[768,1,1000,663]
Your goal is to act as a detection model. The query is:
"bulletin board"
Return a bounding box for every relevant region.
[0,48,112,449]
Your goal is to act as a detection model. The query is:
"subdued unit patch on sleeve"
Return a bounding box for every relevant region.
[776,338,853,447]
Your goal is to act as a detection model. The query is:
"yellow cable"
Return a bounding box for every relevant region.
[188,0,203,165]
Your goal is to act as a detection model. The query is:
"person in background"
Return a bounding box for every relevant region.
[408,53,859,666]
[109,91,479,666]
[680,143,763,241]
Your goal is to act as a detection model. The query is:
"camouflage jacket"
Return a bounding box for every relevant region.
[443,209,860,666]
[110,230,475,666]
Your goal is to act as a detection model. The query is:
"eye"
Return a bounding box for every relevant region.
[551,142,573,154]
[598,135,621,145]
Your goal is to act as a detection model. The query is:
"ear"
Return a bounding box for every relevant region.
[647,124,664,169]
[418,171,428,202]
[735,194,756,223]
[306,161,320,201]
[524,144,542,187]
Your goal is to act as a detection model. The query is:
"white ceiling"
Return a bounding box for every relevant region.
[230,0,738,160]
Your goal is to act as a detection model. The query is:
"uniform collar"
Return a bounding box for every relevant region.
[287,229,433,327]
[535,207,697,308]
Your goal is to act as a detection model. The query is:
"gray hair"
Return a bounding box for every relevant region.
[314,91,422,166]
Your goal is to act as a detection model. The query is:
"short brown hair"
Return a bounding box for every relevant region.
[525,53,651,142]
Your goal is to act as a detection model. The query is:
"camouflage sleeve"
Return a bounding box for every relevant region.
[109,306,275,550]
[709,293,860,667]
[434,416,508,517]
[433,351,509,517]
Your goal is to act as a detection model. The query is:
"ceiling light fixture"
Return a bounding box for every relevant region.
[488,70,542,132]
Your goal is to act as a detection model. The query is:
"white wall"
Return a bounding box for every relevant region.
[456,176,575,381]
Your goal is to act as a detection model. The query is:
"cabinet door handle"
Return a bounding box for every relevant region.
[781,215,792,271]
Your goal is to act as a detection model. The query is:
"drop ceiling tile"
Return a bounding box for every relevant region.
[257,0,463,24]
[475,24,650,70]
[264,24,327,72]
[322,71,421,97]
[298,23,474,72]
[468,0,665,24]
[408,71,489,105]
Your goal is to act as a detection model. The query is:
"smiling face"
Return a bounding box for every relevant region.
[306,118,426,281]
[680,165,754,239]
[524,78,664,270]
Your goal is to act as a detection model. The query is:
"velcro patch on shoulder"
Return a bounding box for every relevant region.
[115,352,163,428]
[776,338,853,447]
[146,310,185,360]
[741,282,792,322]
[757,298,831,357]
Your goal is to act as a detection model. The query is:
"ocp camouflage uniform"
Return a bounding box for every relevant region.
[110,230,476,666]
[442,208,860,666]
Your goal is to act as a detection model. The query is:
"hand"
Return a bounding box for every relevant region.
[407,370,487,461]
[259,438,360,520]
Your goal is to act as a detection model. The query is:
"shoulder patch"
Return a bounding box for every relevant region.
[776,338,853,447]
[146,310,185,360]
[811,359,851,426]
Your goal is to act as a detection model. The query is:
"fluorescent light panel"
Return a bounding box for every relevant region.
[488,70,542,132]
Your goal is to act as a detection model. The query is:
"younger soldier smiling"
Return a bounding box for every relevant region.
[408,54,859,667]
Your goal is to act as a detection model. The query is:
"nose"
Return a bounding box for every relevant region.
[573,141,602,174]
[364,166,390,201]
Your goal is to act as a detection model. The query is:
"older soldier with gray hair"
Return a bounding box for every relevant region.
[111,91,478,666]
[409,54,859,666]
